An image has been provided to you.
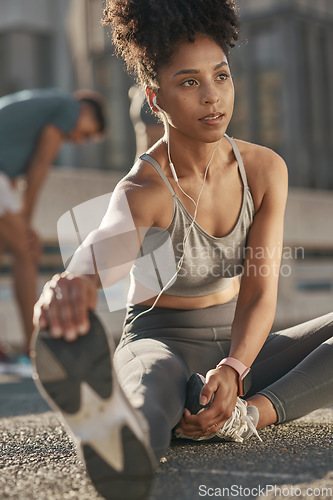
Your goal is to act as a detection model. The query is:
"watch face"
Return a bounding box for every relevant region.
[243,371,252,396]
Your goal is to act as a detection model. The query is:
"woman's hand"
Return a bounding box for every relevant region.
[176,365,239,437]
[33,272,98,342]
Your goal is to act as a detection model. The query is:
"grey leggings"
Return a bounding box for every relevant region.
[113,297,333,459]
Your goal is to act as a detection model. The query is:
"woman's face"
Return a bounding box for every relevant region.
[155,36,235,144]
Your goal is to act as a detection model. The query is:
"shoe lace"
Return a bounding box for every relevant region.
[217,399,262,443]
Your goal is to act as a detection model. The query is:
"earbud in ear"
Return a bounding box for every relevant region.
[152,95,163,112]
[152,94,178,183]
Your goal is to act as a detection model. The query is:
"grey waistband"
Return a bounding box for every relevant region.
[124,296,238,339]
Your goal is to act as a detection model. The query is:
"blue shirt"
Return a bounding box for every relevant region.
[0,89,80,178]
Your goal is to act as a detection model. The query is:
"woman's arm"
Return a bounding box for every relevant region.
[227,152,289,367]
[179,148,288,436]
[34,176,159,342]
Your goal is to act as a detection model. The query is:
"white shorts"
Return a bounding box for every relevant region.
[0,172,21,217]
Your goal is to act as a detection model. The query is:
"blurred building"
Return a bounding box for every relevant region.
[0,0,74,94]
[230,0,333,189]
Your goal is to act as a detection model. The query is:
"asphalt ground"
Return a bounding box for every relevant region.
[0,376,332,500]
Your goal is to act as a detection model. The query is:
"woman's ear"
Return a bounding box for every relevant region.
[146,87,160,112]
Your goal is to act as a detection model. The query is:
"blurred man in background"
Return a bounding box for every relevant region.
[0,88,107,367]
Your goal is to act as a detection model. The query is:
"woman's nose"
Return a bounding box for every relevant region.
[200,84,219,105]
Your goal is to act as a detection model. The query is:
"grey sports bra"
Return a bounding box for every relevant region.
[130,134,255,298]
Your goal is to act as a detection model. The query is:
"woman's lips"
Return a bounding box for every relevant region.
[199,113,223,125]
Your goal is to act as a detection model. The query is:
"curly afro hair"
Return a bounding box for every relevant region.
[103,0,240,88]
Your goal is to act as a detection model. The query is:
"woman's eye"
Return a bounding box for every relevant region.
[182,79,197,87]
[217,73,230,81]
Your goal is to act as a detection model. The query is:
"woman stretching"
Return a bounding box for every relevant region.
[31,1,333,499]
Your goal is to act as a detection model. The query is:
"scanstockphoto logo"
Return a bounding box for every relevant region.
[198,484,333,497]
[56,191,304,313]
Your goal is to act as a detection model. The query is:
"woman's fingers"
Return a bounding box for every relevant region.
[177,403,227,436]
[177,368,239,437]
[33,273,97,339]
[33,297,47,329]
[69,275,97,335]
[56,284,79,342]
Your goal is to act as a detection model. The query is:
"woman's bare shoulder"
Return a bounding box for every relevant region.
[234,139,288,210]
[235,139,286,168]
[114,144,174,228]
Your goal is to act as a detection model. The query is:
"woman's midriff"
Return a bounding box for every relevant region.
[138,277,240,310]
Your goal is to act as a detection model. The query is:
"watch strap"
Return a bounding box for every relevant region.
[216,357,251,396]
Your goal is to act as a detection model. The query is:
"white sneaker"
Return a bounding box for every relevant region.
[214,398,261,443]
[30,310,156,500]
[175,373,262,443]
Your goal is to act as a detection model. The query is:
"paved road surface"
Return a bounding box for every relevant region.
[0,377,332,500]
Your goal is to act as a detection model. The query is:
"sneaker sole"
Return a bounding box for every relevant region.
[30,310,156,500]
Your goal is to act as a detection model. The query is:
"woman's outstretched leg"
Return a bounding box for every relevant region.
[31,311,165,500]
[247,312,333,425]
[114,337,190,459]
